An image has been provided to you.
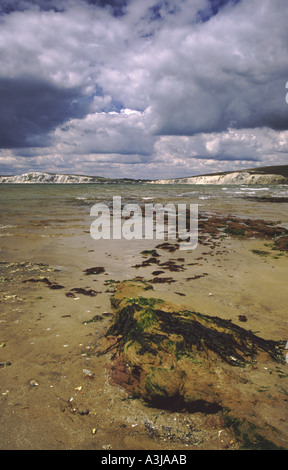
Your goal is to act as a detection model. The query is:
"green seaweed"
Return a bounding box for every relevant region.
[251,249,270,257]
[101,281,287,447]
[105,294,285,366]
[126,296,163,308]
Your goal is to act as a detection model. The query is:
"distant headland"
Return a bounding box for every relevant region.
[148,164,288,185]
[1,164,288,184]
[0,172,142,184]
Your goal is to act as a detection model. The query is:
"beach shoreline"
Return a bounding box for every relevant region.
[0,187,288,450]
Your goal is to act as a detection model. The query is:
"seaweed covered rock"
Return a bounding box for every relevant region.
[197,213,288,244]
[99,281,286,418]
[273,235,288,251]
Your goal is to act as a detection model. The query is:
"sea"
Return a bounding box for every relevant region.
[1,183,288,240]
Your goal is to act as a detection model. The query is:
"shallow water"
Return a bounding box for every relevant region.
[0,183,288,450]
[1,183,288,237]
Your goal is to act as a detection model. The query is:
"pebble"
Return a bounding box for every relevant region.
[29,380,39,387]
[0,361,11,368]
[102,444,112,449]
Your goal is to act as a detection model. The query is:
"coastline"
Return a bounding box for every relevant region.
[0,189,288,450]
[1,164,288,185]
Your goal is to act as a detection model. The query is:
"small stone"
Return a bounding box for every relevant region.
[29,380,39,387]
[0,361,11,368]
[238,315,247,322]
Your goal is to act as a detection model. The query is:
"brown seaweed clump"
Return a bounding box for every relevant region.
[273,235,288,251]
[98,280,288,448]
[198,213,288,250]
[84,266,105,275]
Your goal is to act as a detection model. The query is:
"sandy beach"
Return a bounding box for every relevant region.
[0,187,288,451]
[2,0,288,454]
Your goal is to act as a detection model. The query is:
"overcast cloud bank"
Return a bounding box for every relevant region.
[0,0,288,178]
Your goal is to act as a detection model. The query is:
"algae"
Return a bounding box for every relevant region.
[105,293,285,367]
[98,280,287,449]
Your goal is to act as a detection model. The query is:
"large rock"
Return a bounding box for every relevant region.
[98,280,288,448]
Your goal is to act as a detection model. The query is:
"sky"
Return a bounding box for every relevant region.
[0,0,288,179]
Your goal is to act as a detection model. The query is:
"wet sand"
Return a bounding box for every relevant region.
[0,204,288,450]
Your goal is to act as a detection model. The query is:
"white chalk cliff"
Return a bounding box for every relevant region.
[0,172,141,184]
[1,167,288,185]
[0,172,104,184]
[149,171,288,185]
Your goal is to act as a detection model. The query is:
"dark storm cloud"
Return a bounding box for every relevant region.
[145,0,288,138]
[0,0,128,16]
[150,75,288,137]
[197,0,241,22]
[84,0,129,16]
[0,0,65,14]
[0,77,89,148]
